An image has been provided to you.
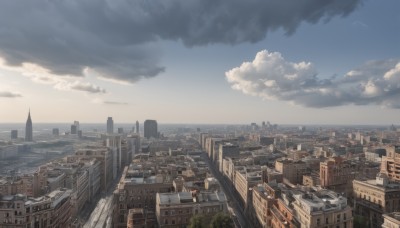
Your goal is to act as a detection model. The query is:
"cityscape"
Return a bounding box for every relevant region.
[1,113,400,228]
[1,0,400,228]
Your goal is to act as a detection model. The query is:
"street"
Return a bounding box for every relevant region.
[200,153,252,228]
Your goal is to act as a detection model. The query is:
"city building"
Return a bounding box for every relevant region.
[52,128,59,136]
[25,110,33,142]
[0,188,72,228]
[252,182,279,227]
[136,121,140,134]
[275,159,308,185]
[144,120,158,139]
[353,173,400,227]
[218,143,240,172]
[107,117,114,134]
[383,212,400,228]
[127,208,156,228]
[71,124,77,134]
[292,188,353,228]
[381,145,400,181]
[155,191,227,227]
[320,157,357,195]
[11,130,18,139]
[113,166,173,227]
[234,168,263,208]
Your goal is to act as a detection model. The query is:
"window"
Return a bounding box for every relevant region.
[326,218,329,224]
[165,219,169,225]
[317,218,320,225]
[344,213,346,220]
[337,214,340,222]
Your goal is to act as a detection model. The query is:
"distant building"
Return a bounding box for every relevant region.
[136,121,140,134]
[11,130,18,139]
[144,120,158,139]
[320,157,357,195]
[118,127,124,134]
[25,110,33,142]
[107,117,114,134]
[218,143,239,172]
[275,159,308,185]
[52,128,59,136]
[70,124,77,134]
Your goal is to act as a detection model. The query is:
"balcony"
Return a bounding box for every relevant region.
[270,206,290,228]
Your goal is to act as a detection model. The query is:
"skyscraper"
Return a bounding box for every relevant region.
[136,121,139,134]
[107,117,114,134]
[11,130,18,139]
[25,110,33,141]
[144,120,158,139]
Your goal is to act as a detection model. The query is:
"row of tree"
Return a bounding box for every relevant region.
[189,213,234,228]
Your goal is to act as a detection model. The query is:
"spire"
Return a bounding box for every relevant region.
[25,108,33,141]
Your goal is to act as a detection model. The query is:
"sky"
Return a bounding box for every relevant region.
[0,0,399,125]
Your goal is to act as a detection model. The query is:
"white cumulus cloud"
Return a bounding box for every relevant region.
[226,50,400,108]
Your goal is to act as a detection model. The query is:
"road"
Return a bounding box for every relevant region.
[83,167,123,228]
[83,194,114,228]
[200,153,251,228]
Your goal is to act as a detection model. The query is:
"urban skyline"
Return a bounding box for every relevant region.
[0,0,399,125]
[2,1,400,227]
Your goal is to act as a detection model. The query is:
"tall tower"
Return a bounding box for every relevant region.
[136,121,139,134]
[144,120,158,139]
[107,117,114,134]
[25,110,33,141]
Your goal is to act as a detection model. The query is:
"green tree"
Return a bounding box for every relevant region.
[189,214,205,228]
[210,213,234,228]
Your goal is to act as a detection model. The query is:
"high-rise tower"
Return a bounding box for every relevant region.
[107,117,114,134]
[136,121,139,134]
[144,120,158,139]
[25,110,33,141]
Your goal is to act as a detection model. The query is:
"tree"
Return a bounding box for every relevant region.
[189,214,205,228]
[210,213,234,228]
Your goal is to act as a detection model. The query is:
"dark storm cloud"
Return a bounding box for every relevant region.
[0,0,362,83]
[0,91,22,98]
[226,50,400,108]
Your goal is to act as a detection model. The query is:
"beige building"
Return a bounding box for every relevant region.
[0,188,72,228]
[353,173,400,227]
[126,208,156,228]
[218,143,240,172]
[70,169,89,216]
[320,157,357,195]
[383,212,400,228]
[252,182,279,228]
[155,191,227,228]
[381,146,400,181]
[292,188,353,228]
[113,166,173,228]
[73,146,114,191]
[275,159,308,185]
[234,168,263,208]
